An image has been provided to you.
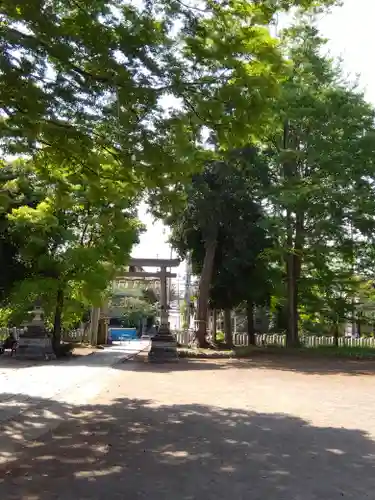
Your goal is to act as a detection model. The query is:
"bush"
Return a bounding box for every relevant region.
[215,331,225,343]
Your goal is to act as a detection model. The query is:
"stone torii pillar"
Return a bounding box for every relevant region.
[159,265,169,331]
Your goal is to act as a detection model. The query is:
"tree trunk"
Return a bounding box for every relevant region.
[285,208,304,348]
[212,309,217,344]
[90,307,100,345]
[292,210,304,344]
[246,299,255,345]
[224,308,233,347]
[357,317,362,338]
[275,304,288,332]
[196,237,217,347]
[283,120,298,348]
[52,286,64,354]
[351,299,356,338]
[333,321,339,347]
[285,208,298,347]
[283,121,305,348]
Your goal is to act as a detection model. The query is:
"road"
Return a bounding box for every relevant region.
[0,341,149,465]
[2,354,375,499]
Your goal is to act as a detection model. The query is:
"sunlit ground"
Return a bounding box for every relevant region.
[2,356,375,499]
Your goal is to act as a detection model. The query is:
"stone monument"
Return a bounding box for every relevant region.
[148,321,178,362]
[16,301,55,360]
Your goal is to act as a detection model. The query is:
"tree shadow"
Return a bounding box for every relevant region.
[1,393,375,499]
[230,355,375,376]
[113,357,229,373]
[112,354,375,377]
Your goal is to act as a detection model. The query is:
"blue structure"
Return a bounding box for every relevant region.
[108,327,138,342]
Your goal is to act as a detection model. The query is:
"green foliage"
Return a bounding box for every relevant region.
[4,277,57,327]
[119,297,157,328]
[168,14,375,345]
[0,155,142,328]
[0,0,352,339]
[255,20,375,342]
[169,154,275,311]
[0,162,44,302]
[1,0,331,186]
[215,331,225,343]
[1,0,195,185]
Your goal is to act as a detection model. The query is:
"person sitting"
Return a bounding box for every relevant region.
[1,333,18,355]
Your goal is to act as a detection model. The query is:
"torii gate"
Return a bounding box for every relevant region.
[90,258,180,361]
[119,258,180,329]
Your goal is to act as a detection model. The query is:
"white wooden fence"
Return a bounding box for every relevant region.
[0,327,27,340]
[173,330,375,348]
[4,326,375,349]
[0,327,86,343]
[62,328,87,343]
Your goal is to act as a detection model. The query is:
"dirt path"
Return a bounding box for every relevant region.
[2,357,375,499]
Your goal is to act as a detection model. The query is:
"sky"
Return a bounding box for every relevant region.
[133,0,374,263]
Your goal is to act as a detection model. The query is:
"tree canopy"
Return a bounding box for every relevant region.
[263,22,375,345]
[167,14,375,348]
[0,0,352,352]
[168,152,275,345]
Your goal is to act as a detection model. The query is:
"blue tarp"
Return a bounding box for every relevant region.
[109,328,138,341]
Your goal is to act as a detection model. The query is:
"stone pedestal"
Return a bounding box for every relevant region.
[148,325,178,363]
[16,304,55,361]
[147,266,178,362]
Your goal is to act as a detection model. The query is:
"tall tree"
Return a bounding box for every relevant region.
[5,154,141,351]
[169,152,272,346]
[1,0,342,339]
[264,22,375,346]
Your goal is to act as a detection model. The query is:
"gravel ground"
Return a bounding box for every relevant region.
[2,356,375,500]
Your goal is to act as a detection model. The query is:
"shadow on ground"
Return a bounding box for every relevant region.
[3,342,375,376]
[227,355,375,376]
[111,354,375,377]
[234,355,375,376]
[1,392,375,499]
